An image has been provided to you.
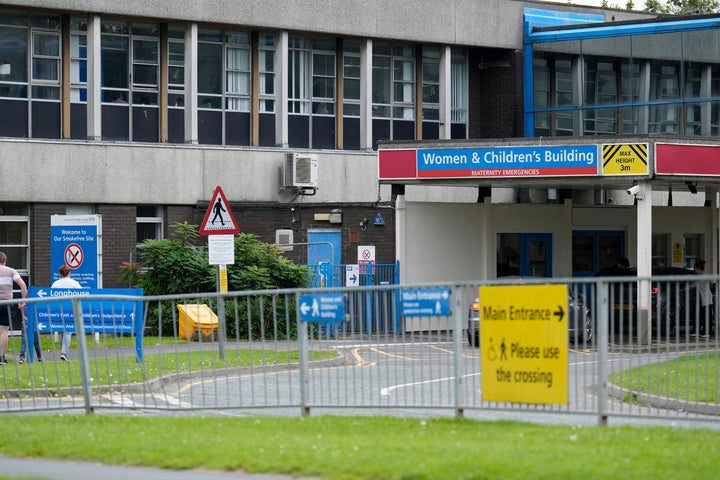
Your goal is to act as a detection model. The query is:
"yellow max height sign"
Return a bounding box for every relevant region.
[602,143,648,175]
[480,284,568,405]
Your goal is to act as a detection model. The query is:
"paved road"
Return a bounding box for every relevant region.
[0,455,322,480]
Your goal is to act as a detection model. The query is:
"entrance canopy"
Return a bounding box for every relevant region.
[378,135,720,193]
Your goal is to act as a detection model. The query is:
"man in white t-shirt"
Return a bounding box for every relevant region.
[51,265,82,361]
[0,252,28,365]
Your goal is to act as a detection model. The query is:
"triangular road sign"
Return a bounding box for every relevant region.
[200,186,239,236]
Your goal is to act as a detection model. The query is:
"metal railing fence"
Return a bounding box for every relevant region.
[0,275,717,425]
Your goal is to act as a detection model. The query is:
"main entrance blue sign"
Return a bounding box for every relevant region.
[400,288,451,317]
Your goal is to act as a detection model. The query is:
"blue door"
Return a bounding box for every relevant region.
[307,229,341,287]
[572,230,625,277]
[497,233,552,278]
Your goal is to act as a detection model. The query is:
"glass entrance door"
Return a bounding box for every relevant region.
[497,233,552,278]
[572,231,625,277]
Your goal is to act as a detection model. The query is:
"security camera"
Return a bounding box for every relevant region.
[626,185,640,196]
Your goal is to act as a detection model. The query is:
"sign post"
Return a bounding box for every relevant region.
[479,284,568,405]
[200,186,240,359]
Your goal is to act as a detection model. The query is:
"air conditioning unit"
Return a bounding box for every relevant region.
[284,153,318,189]
[275,229,294,252]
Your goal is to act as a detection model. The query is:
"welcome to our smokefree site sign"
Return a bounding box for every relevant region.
[479,284,568,405]
[50,215,101,288]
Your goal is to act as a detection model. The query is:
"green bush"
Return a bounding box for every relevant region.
[120,222,309,338]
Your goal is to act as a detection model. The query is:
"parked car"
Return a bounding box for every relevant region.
[466,283,593,347]
[606,267,713,336]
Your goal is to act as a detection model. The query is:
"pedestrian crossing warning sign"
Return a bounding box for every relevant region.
[200,186,239,236]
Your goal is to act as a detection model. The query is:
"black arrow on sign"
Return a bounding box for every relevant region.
[554,306,565,322]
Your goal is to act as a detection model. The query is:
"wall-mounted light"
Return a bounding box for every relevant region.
[291,207,300,232]
[359,218,368,232]
[329,208,343,224]
[686,181,698,194]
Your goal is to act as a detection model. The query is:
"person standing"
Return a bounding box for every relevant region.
[0,252,28,365]
[693,260,714,337]
[18,304,42,363]
[51,265,82,361]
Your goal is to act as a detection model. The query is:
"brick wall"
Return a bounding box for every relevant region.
[469,48,524,139]
[29,204,65,287]
[96,205,136,288]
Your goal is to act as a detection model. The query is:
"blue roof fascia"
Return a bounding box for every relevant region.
[524,7,605,37]
[527,15,720,44]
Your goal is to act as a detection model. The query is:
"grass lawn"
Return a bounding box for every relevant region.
[2,334,334,392]
[610,352,719,403]
[0,415,718,480]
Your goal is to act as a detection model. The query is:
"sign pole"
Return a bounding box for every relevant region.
[199,186,240,360]
[216,265,227,359]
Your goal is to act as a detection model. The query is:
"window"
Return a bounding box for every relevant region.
[167,26,184,107]
[258,33,275,113]
[136,206,163,243]
[583,58,616,135]
[343,39,361,117]
[131,23,159,105]
[372,42,415,120]
[392,45,415,120]
[450,48,467,123]
[70,17,87,102]
[684,234,702,269]
[225,32,250,111]
[421,47,440,121]
[197,29,222,109]
[31,29,61,100]
[288,37,310,114]
[649,62,680,134]
[0,203,30,290]
[652,234,669,268]
[312,38,335,115]
[0,11,29,95]
[555,58,574,136]
[101,20,129,103]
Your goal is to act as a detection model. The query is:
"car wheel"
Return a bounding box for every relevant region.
[467,329,479,348]
[583,313,593,344]
[658,305,677,337]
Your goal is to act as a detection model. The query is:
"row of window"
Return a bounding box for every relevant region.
[0,10,468,148]
[531,29,720,137]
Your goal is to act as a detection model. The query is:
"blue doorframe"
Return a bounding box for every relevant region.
[521,233,552,277]
[307,229,341,287]
[572,230,625,277]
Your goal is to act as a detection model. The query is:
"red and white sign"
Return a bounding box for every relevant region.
[64,243,84,269]
[357,245,376,274]
[200,186,239,236]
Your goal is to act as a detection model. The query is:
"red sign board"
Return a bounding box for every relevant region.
[200,186,239,236]
[656,143,720,176]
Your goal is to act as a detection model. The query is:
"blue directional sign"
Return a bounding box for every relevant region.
[299,293,345,323]
[400,288,451,317]
[27,287,145,361]
[345,265,360,287]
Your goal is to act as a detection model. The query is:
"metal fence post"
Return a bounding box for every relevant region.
[298,300,310,417]
[596,279,609,426]
[452,285,464,419]
[72,297,94,415]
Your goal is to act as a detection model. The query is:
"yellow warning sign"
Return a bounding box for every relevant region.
[602,143,648,175]
[480,284,568,405]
